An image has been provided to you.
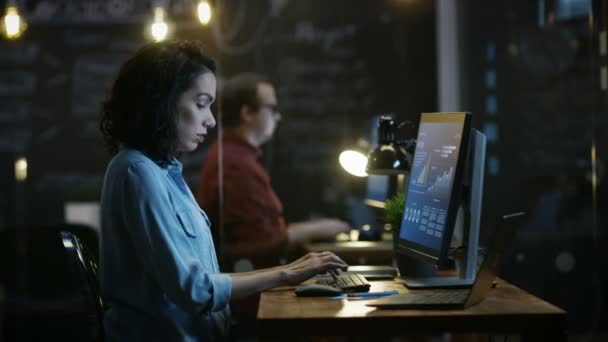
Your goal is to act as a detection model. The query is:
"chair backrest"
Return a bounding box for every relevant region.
[60,231,104,339]
[0,285,4,339]
[1,225,102,340]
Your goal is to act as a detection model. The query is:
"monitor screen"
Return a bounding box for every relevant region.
[397,112,471,263]
[364,175,389,208]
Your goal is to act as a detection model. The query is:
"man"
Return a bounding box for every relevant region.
[197,73,350,272]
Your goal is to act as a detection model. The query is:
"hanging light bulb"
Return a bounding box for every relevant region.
[150,6,168,42]
[2,4,27,40]
[15,157,27,182]
[197,1,212,25]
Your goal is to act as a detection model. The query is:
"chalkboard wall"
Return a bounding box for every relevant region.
[0,0,436,226]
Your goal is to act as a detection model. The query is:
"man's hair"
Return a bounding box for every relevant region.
[99,40,216,163]
[220,73,269,127]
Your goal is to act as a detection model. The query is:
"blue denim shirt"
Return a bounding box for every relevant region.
[100,149,232,341]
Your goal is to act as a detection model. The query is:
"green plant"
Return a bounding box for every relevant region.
[384,191,406,228]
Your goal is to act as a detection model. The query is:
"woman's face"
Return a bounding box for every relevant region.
[175,72,217,152]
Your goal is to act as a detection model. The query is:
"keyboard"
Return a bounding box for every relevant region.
[366,290,470,309]
[316,273,371,292]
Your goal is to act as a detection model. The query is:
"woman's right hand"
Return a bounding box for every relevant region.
[279,251,348,286]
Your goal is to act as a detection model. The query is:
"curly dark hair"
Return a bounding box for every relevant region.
[99,40,216,163]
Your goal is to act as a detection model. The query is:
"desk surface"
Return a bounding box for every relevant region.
[257,278,567,339]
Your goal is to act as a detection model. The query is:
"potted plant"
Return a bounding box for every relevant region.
[384,191,405,237]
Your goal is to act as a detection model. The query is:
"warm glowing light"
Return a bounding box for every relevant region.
[339,150,368,177]
[15,157,27,182]
[3,6,26,40]
[197,1,212,25]
[150,7,168,42]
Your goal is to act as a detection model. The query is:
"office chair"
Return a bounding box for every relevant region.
[60,231,104,341]
[0,225,102,340]
[0,286,4,339]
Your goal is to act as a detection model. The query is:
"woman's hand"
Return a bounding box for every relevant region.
[229,251,348,299]
[279,251,348,286]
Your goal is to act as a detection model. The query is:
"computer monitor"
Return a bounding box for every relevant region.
[364,174,406,209]
[395,112,486,288]
[364,114,398,209]
[364,175,390,208]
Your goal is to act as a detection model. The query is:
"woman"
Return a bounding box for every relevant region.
[98,40,347,341]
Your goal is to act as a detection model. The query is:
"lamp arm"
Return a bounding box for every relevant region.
[395,138,416,153]
[394,120,417,153]
[396,120,415,130]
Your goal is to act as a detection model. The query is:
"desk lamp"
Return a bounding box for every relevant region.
[366,116,414,175]
[338,138,370,178]
[366,116,415,202]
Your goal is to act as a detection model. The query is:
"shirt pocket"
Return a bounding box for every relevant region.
[176,209,198,238]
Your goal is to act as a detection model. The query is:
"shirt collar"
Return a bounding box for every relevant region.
[118,147,183,175]
[165,157,183,174]
[222,130,262,157]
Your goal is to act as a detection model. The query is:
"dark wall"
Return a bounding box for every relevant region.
[0,0,437,226]
[219,0,437,221]
[0,21,217,225]
[459,0,608,331]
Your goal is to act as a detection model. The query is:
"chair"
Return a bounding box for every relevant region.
[60,231,104,340]
[0,225,102,340]
[0,285,4,339]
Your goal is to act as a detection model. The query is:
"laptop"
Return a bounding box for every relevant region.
[367,212,526,310]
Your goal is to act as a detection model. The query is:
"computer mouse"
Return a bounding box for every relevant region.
[294,284,343,297]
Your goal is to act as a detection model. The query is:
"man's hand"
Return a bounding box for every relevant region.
[308,218,351,239]
[287,218,351,244]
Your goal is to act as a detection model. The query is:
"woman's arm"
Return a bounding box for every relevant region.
[228,251,347,300]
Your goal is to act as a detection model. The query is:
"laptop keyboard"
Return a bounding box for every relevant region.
[316,273,371,292]
[396,291,468,304]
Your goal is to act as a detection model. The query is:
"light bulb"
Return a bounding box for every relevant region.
[150,7,168,42]
[15,157,27,182]
[339,150,368,177]
[197,1,212,25]
[3,6,26,40]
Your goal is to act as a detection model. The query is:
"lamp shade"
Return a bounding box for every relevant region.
[366,116,411,175]
[366,144,410,175]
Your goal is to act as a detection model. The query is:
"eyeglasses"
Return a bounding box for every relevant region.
[259,103,281,116]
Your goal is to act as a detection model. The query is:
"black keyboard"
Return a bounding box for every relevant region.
[395,291,468,305]
[316,273,371,292]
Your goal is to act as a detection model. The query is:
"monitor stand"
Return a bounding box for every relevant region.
[402,212,478,288]
[402,129,486,289]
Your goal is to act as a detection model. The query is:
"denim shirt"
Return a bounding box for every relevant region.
[100,149,232,341]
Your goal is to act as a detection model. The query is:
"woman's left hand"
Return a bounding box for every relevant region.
[279,251,348,285]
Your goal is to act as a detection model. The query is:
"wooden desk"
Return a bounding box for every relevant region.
[257,279,567,341]
[304,240,394,265]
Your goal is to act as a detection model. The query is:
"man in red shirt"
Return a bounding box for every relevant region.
[196,73,350,272]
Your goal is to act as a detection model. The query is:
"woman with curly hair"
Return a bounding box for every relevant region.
[99,40,347,341]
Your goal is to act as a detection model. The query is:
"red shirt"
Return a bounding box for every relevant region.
[197,133,288,270]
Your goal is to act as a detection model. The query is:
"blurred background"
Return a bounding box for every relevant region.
[0,0,606,340]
